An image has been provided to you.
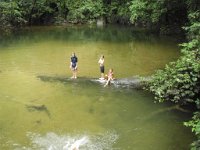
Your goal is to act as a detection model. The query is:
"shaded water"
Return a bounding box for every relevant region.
[0,25,194,150]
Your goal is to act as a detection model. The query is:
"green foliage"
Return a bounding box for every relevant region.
[107,0,131,24]
[145,1,200,103]
[0,0,132,29]
[129,0,187,34]
[184,112,200,149]
[18,0,57,24]
[0,0,191,31]
[146,52,200,104]
[146,17,200,104]
[0,1,25,31]
[145,0,200,149]
[129,0,166,24]
[66,0,104,23]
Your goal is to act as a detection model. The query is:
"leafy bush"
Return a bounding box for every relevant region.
[107,1,131,24]
[65,0,104,23]
[0,1,26,31]
[145,0,200,149]
[146,51,200,104]
[184,112,200,150]
[129,0,187,33]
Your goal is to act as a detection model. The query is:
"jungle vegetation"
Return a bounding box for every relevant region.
[0,0,189,34]
[0,0,199,149]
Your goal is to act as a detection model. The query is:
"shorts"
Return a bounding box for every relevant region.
[100,66,104,73]
[71,63,77,70]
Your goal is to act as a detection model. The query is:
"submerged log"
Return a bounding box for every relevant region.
[26,104,51,118]
[144,104,191,120]
[37,75,150,89]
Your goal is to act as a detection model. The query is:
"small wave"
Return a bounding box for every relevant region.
[13,131,119,150]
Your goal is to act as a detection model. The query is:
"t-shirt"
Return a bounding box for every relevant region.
[71,56,78,67]
[98,58,104,66]
[71,56,78,63]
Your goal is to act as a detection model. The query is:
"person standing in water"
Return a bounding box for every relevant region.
[98,55,105,79]
[70,52,78,79]
[104,68,114,87]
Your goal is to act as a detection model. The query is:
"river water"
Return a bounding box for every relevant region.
[0,25,194,150]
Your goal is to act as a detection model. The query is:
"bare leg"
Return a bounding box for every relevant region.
[71,69,76,79]
[100,73,104,79]
[73,69,77,79]
[71,70,74,78]
[104,78,111,87]
[74,70,77,78]
[101,73,104,78]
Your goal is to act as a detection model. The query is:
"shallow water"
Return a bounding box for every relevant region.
[0,25,194,150]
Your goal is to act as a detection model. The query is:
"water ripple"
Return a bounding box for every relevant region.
[13,131,119,150]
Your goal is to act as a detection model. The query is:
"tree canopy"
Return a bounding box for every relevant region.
[0,0,189,34]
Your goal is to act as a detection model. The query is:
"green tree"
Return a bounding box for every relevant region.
[65,0,104,23]
[145,0,200,149]
[0,1,25,31]
[129,0,187,34]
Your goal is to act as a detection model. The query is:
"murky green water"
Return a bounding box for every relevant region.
[0,25,194,150]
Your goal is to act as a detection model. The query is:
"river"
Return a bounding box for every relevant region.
[0,25,194,150]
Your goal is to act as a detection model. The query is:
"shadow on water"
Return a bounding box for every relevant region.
[37,75,195,114]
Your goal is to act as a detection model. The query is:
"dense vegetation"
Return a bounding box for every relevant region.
[0,0,199,149]
[144,0,200,149]
[0,0,188,34]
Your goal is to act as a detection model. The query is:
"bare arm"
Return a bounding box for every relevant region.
[69,62,72,68]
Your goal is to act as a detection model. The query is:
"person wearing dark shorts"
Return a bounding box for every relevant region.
[100,65,104,74]
[70,52,78,79]
[98,55,105,79]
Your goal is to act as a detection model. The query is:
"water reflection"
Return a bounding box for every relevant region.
[0,25,179,49]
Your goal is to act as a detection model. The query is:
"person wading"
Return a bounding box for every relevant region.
[70,52,78,79]
[98,55,105,79]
